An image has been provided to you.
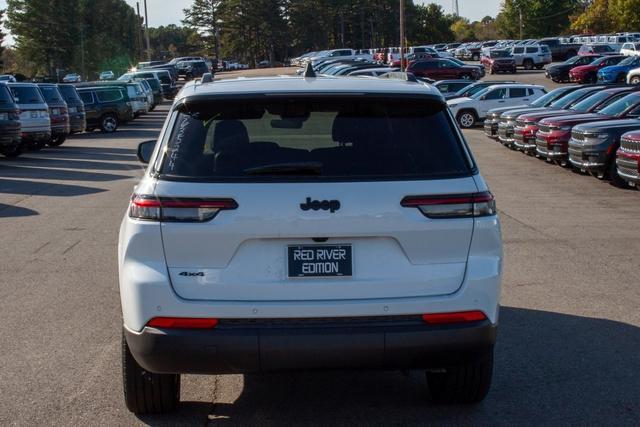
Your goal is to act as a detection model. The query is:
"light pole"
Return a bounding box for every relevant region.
[399,0,405,71]
[144,0,151,60]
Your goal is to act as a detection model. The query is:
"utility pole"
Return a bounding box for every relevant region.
[519,7,523,40]
[136,2,144,58]
[144,0,151,61]
[453,0,459,17]
[399,0,405,71]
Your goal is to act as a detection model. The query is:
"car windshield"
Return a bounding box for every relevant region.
[10,86,44,104]
[565,56,582,65]
[0,86,14,103]
[619,56,640,66]
[550,88,595,109]
[530,88,568,107]
[39,86,64,103]
[490,50,511,58]
[58,85,81,102]
[569,91,613,112]
[598,94,640,116]
[159,97,472,182]
[455,83,486,97]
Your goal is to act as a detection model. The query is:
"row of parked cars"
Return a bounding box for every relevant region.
[481,83,640,189]
[545,53,640,84]
[0,68,180,158]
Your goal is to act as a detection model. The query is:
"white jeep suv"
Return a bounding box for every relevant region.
[119,74,503,414]
[448,84,547,128]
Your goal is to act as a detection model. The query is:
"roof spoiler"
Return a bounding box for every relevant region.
[378,72,419,83]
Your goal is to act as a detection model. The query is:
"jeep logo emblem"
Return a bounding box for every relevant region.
[300,197,341,213]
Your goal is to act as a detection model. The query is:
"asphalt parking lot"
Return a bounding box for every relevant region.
[1,69,639,425]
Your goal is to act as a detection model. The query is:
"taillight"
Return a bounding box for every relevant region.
[129,195,238,222]
[147,317,219,329]
[401,192,496,219]
[422,311,487,324]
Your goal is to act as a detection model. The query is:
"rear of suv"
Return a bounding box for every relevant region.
[8,82,51,149]
[0,82,22,157]
[37,83,70,146]
[119,76,502,415]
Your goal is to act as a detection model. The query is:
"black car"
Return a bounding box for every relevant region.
[178,60,209,80]
[76,86,134,133]
[545,54,601,83]
[57,84,86,134]
[147,64,179,82]
[37,83,70,146]
[0,82,22,157]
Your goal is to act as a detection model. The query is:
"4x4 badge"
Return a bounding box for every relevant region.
[300,197,341,213]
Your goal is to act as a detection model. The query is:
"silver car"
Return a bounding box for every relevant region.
[8,83,51,147]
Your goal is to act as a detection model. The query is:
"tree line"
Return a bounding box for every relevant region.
[1,0,639,77]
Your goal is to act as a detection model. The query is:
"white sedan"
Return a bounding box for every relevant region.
[620,42,640,57]
[447,84,547,128]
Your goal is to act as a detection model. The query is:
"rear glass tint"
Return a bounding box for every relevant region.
[58,85,82,102]
[160,97,472,182]
[39,86,64,103]
[0,86,14,103]
[10,85,45,104]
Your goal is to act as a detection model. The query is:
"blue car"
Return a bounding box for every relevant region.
[598,56,640,83]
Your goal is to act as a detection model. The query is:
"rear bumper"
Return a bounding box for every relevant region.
[125,318,497,375]
[69,115,86,133]
[0,122,21,145]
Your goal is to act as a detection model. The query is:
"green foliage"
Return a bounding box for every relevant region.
[572,0,640,32]
[496,0,581,38]
[148,25,202,59]
[6,0,141,78]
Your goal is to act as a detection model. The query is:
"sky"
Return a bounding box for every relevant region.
[0,0,502,44]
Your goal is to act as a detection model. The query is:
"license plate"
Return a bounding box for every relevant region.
[288,245,352,278]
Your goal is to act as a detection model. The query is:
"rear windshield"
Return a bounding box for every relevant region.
[39,86,64,103]
[58,85,82,102]
[599,93,640,116]
[550,88,595,109]
[159,97,472,182]
[569,91,613,112]
[9,86,45,104]
[0,86,14,103]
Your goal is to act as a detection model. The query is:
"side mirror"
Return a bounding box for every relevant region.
[137,140,156,164]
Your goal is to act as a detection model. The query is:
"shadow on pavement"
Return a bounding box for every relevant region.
[0,203,39,218]
[0,178,107,197]
[0,164,131,182]
[138,307,640,426]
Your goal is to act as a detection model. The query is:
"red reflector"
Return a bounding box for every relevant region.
[146,317,219,329]
[422,311,487,324]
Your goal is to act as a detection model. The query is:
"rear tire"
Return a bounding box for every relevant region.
[608,159,630,188]
[48,134,67,147]
[122,331,180,415]
[523,59,534,70]
[427,349,493,404]
[0,144,23,158]
[457,110,477,129]
[535,64,544,70]
[472,53,480,61]
[100,114,118,133]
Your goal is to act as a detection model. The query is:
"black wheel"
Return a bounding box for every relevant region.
[617,73,627,83]
[48,134,67,147]
[631,76,640,85]
[457,110,477,129]
[523,59,534,70]
[460,73,472,80]
[607,158,630,188]
[0,143,23,158]
[122,331,180,415]
[427,349,493,404]
[100,114,118,133]
[472,53,480,61]
[535,64,544,70]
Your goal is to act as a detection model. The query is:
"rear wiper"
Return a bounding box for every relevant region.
[244,162,323,176]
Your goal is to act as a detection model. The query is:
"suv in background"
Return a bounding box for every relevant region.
[407,59,481,81]
[58,84,86,134]
[120,76,502,414]
[617,131,640,186]
[8,82,51,149]
[539,37,581,61]
[511,45,552,70]
[481,50,516,74]
[177,60,209,80]
[76,86,133,133]
[0,82,22,157]
[448,84,547,128]
[37,83,70,146]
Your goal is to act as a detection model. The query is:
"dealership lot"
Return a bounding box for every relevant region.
[1,70,639,425]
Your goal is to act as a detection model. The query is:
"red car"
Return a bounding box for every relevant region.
[569,55,626,83]
[617,131,640,187]
[481,50,516,74]
[536,90,640,164]
[407,58,480,80]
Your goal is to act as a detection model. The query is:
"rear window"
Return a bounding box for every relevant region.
[159,97,472,182]
[39,86,64,103]
[0,86,14,103]
[58,85,82,102]
[96,89,123,102]
[9,86,44,104]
